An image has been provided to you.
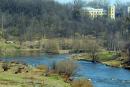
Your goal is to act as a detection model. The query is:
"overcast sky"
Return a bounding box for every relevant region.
[55,0,129,4]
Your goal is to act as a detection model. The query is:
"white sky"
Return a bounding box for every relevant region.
[55,0,130,4]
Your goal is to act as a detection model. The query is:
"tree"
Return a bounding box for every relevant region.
[123,42,130,65]
[0,0,129,57]
[85,36,101,62]
[72,0,84,21]
[55,60,78,78]
[44,39,60,54]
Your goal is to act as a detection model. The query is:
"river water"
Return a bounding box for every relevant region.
[0,54,130,87]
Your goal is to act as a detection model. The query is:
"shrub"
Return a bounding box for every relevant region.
[55,60,78,77]
[35,65,49,76]
[44,40,60,54]
[36,65,49,72]
[2,63,9,71]
[14,65,28,74]
[14,67,22,74]
[72,79,93,87]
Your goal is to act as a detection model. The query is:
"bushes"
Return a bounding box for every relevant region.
[0,61,30,73]
[44,40,60,54]
[54,60,78,77]
[72,79,93,87]
[36,65,49,70]
[31,65,49,76]
[36,65,49,73]
[14,65,29,74]
[2,63,10,71]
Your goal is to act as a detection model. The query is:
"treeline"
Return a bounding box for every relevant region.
[0,0,130,51]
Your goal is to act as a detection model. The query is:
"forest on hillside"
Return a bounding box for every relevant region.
[0,0,130,52]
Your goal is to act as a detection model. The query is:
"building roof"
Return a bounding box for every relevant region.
[82,7,104,12]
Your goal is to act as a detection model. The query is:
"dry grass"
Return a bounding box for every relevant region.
[71,79,93,87]
[103,60,122,67]
[0,62,71,87]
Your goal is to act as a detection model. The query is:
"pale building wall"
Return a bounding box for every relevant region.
[128,7,130,16]
[82,7,106,18]
[108,6,115,19]
[88,9,104,18]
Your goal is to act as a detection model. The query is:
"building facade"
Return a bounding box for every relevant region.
[128,7,130,16]
[82,7,106,18]
[82,6,116,20]
[108,6,115,19]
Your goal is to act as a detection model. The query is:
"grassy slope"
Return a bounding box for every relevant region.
[72,50,122,67]
[0,72,71,87]
[98,51,117,61]
[72,51,116,61]
[98,51,122,67]
[0,61,70,87]
[0,41,20,57]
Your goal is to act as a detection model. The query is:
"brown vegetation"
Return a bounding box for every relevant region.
[50,59,78,82]
[2,63,10,71]
[0,61,29,73]
[71,79,93,87]
[43,39,60,54]
[55,60,78,77]
[33,65,49,76]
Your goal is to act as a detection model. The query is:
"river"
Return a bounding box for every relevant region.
[0,54,130,87]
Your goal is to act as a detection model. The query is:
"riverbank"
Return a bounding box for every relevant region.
[0,61,71,87]
[0,54,130,87]
[0,60,93,87]
[0,42,126,69]
[0,39,71,57]
[71,51,127,68]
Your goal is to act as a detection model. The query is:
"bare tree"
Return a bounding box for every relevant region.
[85,36,101,62]
[44,39,60,54]
[72,0,84,20]
[123,43,130,65]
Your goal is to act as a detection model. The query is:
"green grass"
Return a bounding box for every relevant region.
[72,51,117,62]
[102,60,122,67]
[0,72,24,83]
[48,75,61,80]
[44,75,71,87]
[0,71,71,87]
[98,51,117,61]
[0,43,14,49]
[0,42,20,57]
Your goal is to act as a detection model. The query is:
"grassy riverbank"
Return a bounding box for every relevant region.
[0,40,124,68]
[0,39,71,57]
[71,51,123,68]
[0,61,93,87]
[0,61,71,87]
[0,72,70,87]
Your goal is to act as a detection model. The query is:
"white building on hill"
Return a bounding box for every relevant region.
[128,7,130,16]
[82,7,107,18]
[82,5,115,20]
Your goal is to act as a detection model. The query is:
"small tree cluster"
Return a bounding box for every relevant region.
[54,60,78,77]
[71,36,101,62]
[122,42,130,65]
[44,39,60,54]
